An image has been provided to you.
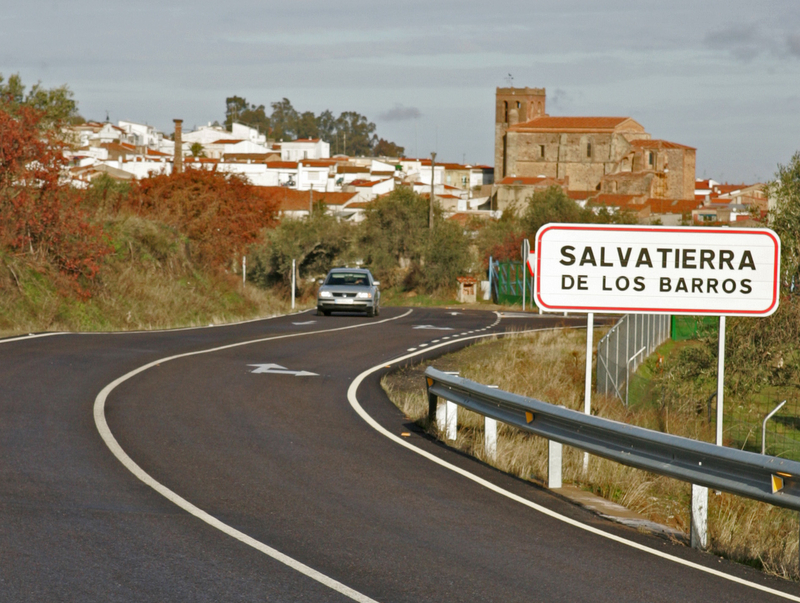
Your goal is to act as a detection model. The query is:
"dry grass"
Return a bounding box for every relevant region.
[0,215,304,336]
[383,328,800,580]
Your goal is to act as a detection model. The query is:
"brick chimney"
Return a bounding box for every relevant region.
[173,119,183,174]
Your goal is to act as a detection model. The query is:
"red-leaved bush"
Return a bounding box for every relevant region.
[127,169,279,267]
[0,105,110,296]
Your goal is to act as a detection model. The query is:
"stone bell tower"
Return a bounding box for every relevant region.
[494,87,546,180]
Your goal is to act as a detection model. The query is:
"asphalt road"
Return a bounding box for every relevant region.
[2,307,799,602]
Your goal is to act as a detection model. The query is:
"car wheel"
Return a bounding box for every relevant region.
[366,307,374,318]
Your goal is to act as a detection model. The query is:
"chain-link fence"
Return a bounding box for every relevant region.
[716,392,800,461]
[596,314,671,406]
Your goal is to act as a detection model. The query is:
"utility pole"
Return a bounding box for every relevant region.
[429,152,436,230]
[309,187,313,217]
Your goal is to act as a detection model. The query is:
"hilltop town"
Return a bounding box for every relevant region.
[64,87,767,226]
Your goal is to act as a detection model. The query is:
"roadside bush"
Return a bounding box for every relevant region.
[474,207,526,268]
[358,187,430,287]
[125,169,278,268]
[358,186,472,293]
[0,105,110,297]
[248,203,355,293]
[412,219,471,294]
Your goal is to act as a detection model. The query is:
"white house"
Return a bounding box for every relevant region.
[118,120,163,149]
[349,178,395,202]
[231,122,267,146]
[280,138,330,162]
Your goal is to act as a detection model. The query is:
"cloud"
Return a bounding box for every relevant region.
[378,104,422,121]
[703,23,765,61]
[788,33,800,57]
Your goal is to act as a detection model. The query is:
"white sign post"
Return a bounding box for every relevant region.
[521,239,531,311]
[533,223,781,547]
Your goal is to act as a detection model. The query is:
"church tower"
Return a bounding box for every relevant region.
[495,87,546,180]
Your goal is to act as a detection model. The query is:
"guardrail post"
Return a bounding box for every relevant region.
[485,417,497,462]
[548,441,563,489]
[427,389,438,424]
[691,484,708,549]
[446,401,457,441]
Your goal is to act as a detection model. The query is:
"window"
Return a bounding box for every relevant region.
[586,142,592,158]
[540,144,545,158]
[648,152,654,166]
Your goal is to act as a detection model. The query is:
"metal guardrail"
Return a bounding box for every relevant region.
[425,367,800,511]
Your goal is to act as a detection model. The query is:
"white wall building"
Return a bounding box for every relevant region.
[280,139,330,162]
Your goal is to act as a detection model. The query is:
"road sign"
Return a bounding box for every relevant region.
[534,223,780,316]
[248,364,318,376]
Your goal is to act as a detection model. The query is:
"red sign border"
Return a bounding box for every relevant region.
[534,224,781,316]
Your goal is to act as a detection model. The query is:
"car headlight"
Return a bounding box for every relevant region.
[319,290,333,298]
[356,292,373,299]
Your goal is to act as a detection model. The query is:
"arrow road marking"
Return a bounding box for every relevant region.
[413,325,454,331]
[248,364,318,377]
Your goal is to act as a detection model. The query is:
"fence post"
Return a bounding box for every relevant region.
[446,401,457,441]
[691,484,709,549]
[485,417,497,462]
[548,440,563,489]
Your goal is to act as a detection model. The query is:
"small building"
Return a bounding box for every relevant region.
[457,276,478,303]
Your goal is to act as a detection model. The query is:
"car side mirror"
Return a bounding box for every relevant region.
[373,281,380,287]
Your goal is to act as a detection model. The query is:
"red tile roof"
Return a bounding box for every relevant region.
[351,178,390,187]
[510,116,642,132]
[630,139,695,151]
[257,188,358,212]
[265,161,299,169]
[498,176,553,186]
[645,198,703,214]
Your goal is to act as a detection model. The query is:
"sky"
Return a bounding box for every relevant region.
[3,1,799,182]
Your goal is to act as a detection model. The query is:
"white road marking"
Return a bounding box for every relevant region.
[249,364,318,377]
[0,332,66,344]
[413,325,454,331]
[0,309,317,343]
[346,328,800,603]
[292,321,317,326]
[407,348,417,352]
[94,310,413,603]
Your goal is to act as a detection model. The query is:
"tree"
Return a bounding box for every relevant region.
[0,72,82,129]
[190,142,205,157]
[768,151,800,290]
[0,104,109,295]
[270,98,299,141]
[335,111,377,156]
[373,138,405,157]
[521,186,595,235]
[295,111,319,139]
[316,110,337,146]
[224,95,269,134]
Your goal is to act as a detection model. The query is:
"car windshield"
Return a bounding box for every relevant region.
[325,272,370,286]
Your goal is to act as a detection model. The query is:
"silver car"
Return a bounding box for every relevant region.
[316,268,381,317]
